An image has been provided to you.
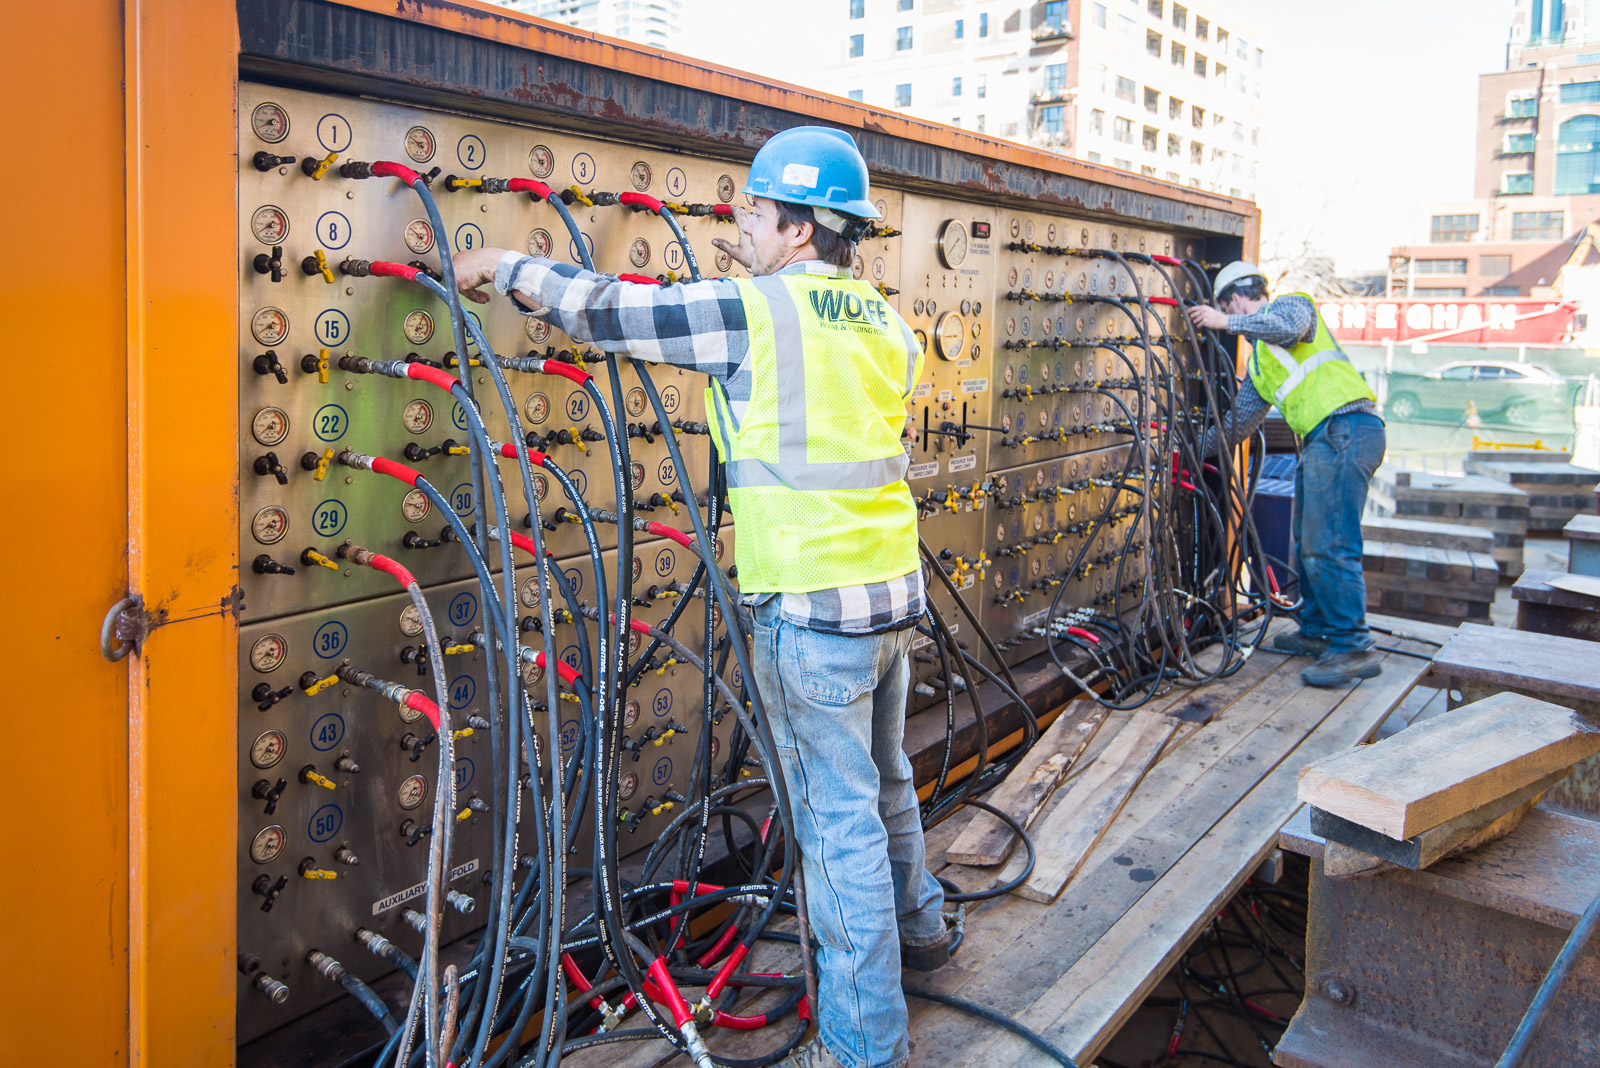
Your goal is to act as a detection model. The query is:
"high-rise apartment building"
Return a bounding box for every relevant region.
[1389,0,1600,297]
[814,0,1267,199]
[495,0,683,49]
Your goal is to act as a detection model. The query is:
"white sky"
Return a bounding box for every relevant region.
[670,0,1516,274]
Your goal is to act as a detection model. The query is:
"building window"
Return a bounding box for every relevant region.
[849,33,864,57]
[1238,73,1248,95]
[1090,109,1104,134]
[980,12,988,36]
[1216,62,1228,87]
[1167,132,1181,156]
[848,89,864,101]
[1194,53,1207,76]
[1147,29,1163,56]
[1043,0,1068,31]
[1236,35,1249,60]
[895,82,912,107]
[1256,46,1264,67]
[1172,41,1186,66]
[977,115,986,132]
[955,18,964,38]
[1041,105,1065,135]
[1190,141,1203,163]
[1148,0,1163,14]
[1117,14,1136,40]
[1089,150,1102,162]
[1512,210,1564,240]
[1561,81,1600,103]
[1217,26,1229,48]
[1195,14,1208,38]
[953,75,962,96]
[896,25,913,50]
[1413,259,1467,275]
[1113,157,1132,170]
[1419,287,1468,298]
[1113,116,1133,143]
[1557,115,1600,194]
[849,0,864,17]
[1504,172,1534,194]
[1169,95,1183,119]
[1480,255,1512,276]
[1483,285,1521,296]
[1044,63,1066,95]
[1430,214,1479,242]
[1093,3,1107,28]
[1142,125,1159,151]
[1507,96,1539,118]
[896,0,912,9]
[1172,3,1187,29]
[1143,164,1159,176]
[1191,104,1204,126]
[1505,132,1535,154]
[1145,86,1160,112]
[978,73,987,98]
[1116,76,1136,102]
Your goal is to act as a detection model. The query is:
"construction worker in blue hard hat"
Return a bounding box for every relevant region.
[1188,262,1386,688]
[454,125,959,1068]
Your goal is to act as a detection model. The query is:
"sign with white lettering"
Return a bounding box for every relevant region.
[1321,299,1575,344]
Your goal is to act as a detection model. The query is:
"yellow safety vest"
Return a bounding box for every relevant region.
[1246,293,1376,438]
[706,270,925,593]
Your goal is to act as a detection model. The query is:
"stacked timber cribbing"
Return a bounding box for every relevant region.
[1369,466,1528,579]
[1463,451,1599,533]
[1360,516,1496,554]
[1361,540,1498,626]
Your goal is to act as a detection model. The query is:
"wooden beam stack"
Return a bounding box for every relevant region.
[1464,452,1599,533]
[1361,539,1498,626]
[1369,466,1529,578]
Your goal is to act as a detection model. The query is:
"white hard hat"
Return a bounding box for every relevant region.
[1213,261,1266,302]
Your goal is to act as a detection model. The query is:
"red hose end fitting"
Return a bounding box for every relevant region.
[1152,254,1183,266]
[372,160,424,185]
[508,531,539,557]
[1066,626,1100,645]
[369,260,421,282]
[646,958,693,1027]
[619,191,665,213]
[711,203,733,216]
[406,362,463,393]
[705,941,750,1000]
[618,273,664,286]
[644,522,694,548]
[630,619,653,636]
[367,553,419,588]
[403,692,442,730]
[370,456,423,487]
[508,177,555,200]
[539,359,594,385]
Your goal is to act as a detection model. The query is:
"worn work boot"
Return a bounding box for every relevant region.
[1301,649,1383,688]
[775,1034,845,1068]
[901,903,966,972]
[1271,629,1329,658]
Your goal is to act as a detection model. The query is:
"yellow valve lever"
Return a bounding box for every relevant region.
[301,868,338,880]
[558,691,580,704]
[315,349,330,384]
[456,807,473,822]
[312,251,334,285]
[654,729,675,747]
[445,445,469,456]
[567,185,593,206]
[304,673,340,697]
[303,770,337,790]
[664,201,689,215]
[308,151,339,180]
[304,549,338,571]
[453,727,474,740]
[454,177,484,189]
[312,447,335,482]
[665,498,680,514]
[666,270,680,285]
[444,642,475,655]
[650,800,674,816]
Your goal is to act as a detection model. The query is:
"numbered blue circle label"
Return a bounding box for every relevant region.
[314,309,351,347]
[565,390,589,422]
[456,134,486,171]
[652,756,673,787]
[568,469,588,498]
[308,803,343,843]
[657,458,677,486]
[450,483,474,517]
[654,547,675,577]
[316,210,352,250]
[563,567,584,596]
[872,257,886,280]
[652,688,673,717]
[559,718,579,756]
[455,223,485,253]
[316,113,352,153]
[666,167,687,198]
[571,152,595,183]
[454,756,475,791]
[661,385,681,414]
[310,712,345,751]
[1018,364,1030,383]
[449,592,478,627]
[1021,316,1032,336]
[665,243,684,271]
[569,232,594,264]
[312,499,348,537]
[449,674,476,710]
[561,645,581,672]
[313,620,348,659]
[730,666,743,690]
[313,404,348,441]
[452,401,468,430]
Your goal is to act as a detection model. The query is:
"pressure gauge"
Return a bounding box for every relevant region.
[251,505,289,545]
[527,228,553,257]
[1034,513,1045,532]
[619,772,639,800]
[623,700,641,728]
[852,255,865,280]
[251,102,290,144]
[714,250,733,274]
[630,461,646,491]
[399,603,425,637]
[934,312,965,361]
[520,574,543,608]
[937,220,969,270]
[926,299,938,317]
[628,238,651,268]
[402,399,434,434]
[713,536,726,562]
[1041,362,1052,381]
[400,489,431,523]
[251,307,289,346]
[397,774,428,810]
[628,631,643,656]
[522,659,543,687]
[403,218,436,255]
[709,735,721,760]
[631,556,643,581]
[709,601,722,630]
[251,407,290,447]
[1045,269,1056,291]
[913,328,928,354]
[528,144,555,179]
[630,161,653,191]
[404,125,436,164]
[1010,218,1021,239]
[912,298,926,317]
[250,633,288,673]
[618,388,643,418]
[526,317,551,344]
[403,309,435,346]
[251,205,290,245]
[250,730,288,769]
[716,174,736,203]
[398,695,425,723]
[250,825,287,865]
[531,473,549,502]
[525,392,550,424]
[996,523,1007,542]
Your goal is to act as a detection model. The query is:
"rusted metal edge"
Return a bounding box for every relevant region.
[236,0,1252,239]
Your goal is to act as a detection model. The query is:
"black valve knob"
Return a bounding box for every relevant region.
[253,245,284,283]
[400,732,436,763]
[252,777,288,816]
[252,874,289,913]
[252,683,294,712]
[252,554,296,576]
[252,350,288,384]
[402,531,442,550]
[403,442,442,462]
[399,819,430,847]
[252,452,289,485]
[253,151,296,172]
[333,755,361,774]
[580,427,604,442]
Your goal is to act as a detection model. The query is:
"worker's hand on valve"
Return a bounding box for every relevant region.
[452,246,510,304]
[710,206,757,270]
[1187,304,1229,331]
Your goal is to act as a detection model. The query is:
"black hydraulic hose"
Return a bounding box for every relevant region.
[901,988,1078,1067]
[1494,880,1600,1068]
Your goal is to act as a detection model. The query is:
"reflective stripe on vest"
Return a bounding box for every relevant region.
[1247,294,1376,438]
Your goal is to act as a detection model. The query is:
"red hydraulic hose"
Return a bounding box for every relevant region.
[618,273,664,286]
[644,522,695,549]
[496,442,551,466]
[711,204,733,216]
[370,260,421,283]
[404,360,464,394]
[403,691,442,731]
[507,177,555,200]
[365,553,418,589]
[372,160,423,185]
[619,191,665,213]
[371,455,423,487]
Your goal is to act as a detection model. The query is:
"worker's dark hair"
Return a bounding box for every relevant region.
[773,200,858,269]
[1219,278,1269,305]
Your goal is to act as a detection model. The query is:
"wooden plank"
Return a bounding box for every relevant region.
[944,703,1108,867]
[1297,691,1600,839]
[1426,622,1600,705]
[1362,516,1496,552]
[1009,712,1177,903]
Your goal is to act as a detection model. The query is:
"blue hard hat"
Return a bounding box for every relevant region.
[743,126,881,221]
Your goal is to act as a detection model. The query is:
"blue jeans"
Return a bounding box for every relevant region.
[749,598,946,1068]
[1293,411,1387,653]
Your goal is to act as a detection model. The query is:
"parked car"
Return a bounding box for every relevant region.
[1383,361,1578,426]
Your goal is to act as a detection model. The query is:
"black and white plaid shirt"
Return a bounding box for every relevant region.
[494,252,924,635]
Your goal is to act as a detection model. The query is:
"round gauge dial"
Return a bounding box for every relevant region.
[630,461,646,490]
[250,633,288,673]
[926,299,938,316]
[709,601,723,630]
[397,774,428,810]
[625,387,647,417]
[402,399,434,434]
[398,696,425,723]
[532,473,549,502]
[937,220,969,270]
[713,536,726,562]
[250,825,287,864]
[1010,218,1021,238]
[716,174,736,203]
[631,557,643,581]
[526,317,551,344]
[522,659,544,687]
[934,312,966,361]
[623,700,641,728]
[912,298,926,317]
[852,255,865,280]
[714,250,733,274]
[619,772,639,800]
[251,307,289,347]
[710,735,721,759]
[250,729,288,769]
[520,574,543,608]
[251,506,289,545]
[528,144,555,179]
[401,488,430,523]
[630,161,653,191]
[251,406,290,447]
[628,631,642,656]
[628,238,650,268]
[404,125,437,164]
[403,218,436,255]
[399,603,425,637]
[251,102,290,144]
[250,205,290,244]
[403,309,435,345]
[525,392,550,424]
[912,328,928,354]
[527,228,553,257]
[961,298,973,316]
